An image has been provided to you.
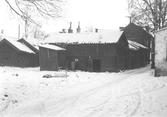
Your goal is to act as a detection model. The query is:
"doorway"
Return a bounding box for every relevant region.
[93,59,101,72]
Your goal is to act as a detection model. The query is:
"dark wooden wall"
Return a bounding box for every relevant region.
[39,47,58,71]
[64,43,117,72]
[123,23,152,64]
[127,48,149,70]
[50,32,129,72]
[39,47,66,71]
[0,42,38,67]
[59,42,128,72]
[57,51,66,69]
[65,43,117,57]
[66,56,117,72]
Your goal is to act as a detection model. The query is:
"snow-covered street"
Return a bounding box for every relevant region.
[0,65,167,117]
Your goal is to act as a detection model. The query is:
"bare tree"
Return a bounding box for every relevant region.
[5,0,67,25]
[84,24,94,32]
[5,0,67,38]
[127,0,167,69]
[32,25,49,40]
[128,0,167,31]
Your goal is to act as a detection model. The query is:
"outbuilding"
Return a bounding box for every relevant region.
[0,38,37,67]
[123,23,153,66]
[39,44,66,71]
[44,30,129,72]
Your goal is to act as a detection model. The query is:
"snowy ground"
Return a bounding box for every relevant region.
[0,65,167,117]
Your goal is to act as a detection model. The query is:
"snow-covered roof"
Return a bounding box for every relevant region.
[43,30,123,44]
[23,38,39,50]
[129,44,138,50]
[24,37,39,45]
[128,40,148,50]
[39,44,66,51]
[1,39,35,54]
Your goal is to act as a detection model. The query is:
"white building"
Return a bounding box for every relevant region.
[154,27,167,76]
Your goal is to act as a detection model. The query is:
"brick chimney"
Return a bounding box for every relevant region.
[119,27,125,31]
[76,22,81,33]
[68,22,73,33]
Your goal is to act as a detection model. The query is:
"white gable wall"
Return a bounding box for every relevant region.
[155,28,167,76]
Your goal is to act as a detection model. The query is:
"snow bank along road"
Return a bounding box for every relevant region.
[0,65,167,117]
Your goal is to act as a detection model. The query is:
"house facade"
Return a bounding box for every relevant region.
[154,27,167,76]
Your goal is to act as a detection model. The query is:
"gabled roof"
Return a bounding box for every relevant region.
[128,40,148,50]
[18,38,39,53]
[43,30,124,44]
[0,39,35,54]
[123,23,153,43]
[39,44,66,51]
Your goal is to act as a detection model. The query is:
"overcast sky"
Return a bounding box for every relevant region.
[0,0,129,38]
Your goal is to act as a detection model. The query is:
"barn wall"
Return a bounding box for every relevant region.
[0,42,38,67]
[39,47,58,71]
[19,52,39,67]
[116,41,129,70]
[52,35,129,72]
[128,50,136,69]
[66,55,117,72]
[155,29,167,76]
[63,43,118,72]
[65,43,117,57]
[123,23,152,65]
[127,48,149,70]
[57,51,66,69]
[64,43,129,72]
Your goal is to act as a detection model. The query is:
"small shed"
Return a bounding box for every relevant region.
[39,44,66,71]
[154,27,167,76]
[0,38,37,67]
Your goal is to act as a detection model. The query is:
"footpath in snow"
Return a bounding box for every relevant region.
[0,65,167,117]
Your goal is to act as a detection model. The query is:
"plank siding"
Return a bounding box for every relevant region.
[0,42,38,67]
[50,32,128,72]
[39,47,58,71]
[66,56,117,72]
[65,43,116,57]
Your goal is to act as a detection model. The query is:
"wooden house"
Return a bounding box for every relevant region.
[154,27,167,76]
[39,44,66,71]
[0,38,38,67]
[44,30,129,72]
[123,23,153,68]
[123,23,153,67]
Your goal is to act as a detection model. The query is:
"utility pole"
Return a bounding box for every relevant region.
[18,25,20,39]
[25,18,28,38]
